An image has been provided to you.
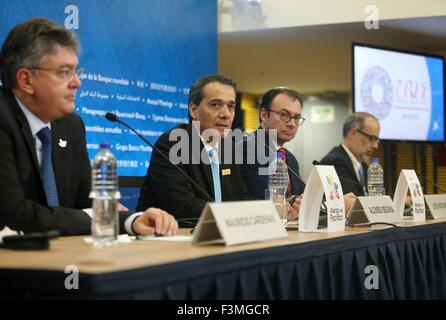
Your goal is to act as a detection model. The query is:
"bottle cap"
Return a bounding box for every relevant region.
[371,157,379,164]
[99,143,111,149]
[276,152,284,159]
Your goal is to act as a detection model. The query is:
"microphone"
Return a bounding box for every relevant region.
[392,149,446,193]
[105,112,119,122]
[105,112,214,202]
[0,230,60,250]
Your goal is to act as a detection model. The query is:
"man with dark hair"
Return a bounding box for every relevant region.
[137,74,250,222]
[240,87,305,220]
[0,18,178,236]
[320,112,380,196]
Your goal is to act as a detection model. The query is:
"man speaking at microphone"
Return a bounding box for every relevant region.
[0,18,177,236]
[136,74,251,222]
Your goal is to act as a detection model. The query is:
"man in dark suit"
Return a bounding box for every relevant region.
[319,112,380,196]
[240,88,306,220]
[137,75,251,222]
[0,18,177,236]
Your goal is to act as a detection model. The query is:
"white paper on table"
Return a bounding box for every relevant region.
[137,235,193,242]
[84,234,135,244]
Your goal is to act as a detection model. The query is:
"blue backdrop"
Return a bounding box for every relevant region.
[0,0,217,176]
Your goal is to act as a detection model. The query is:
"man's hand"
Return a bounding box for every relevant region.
[288,195,302,221]
[132,208,179,236]
[343,192,356,214]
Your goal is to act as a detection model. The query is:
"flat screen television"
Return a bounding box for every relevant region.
[352,43,445,142]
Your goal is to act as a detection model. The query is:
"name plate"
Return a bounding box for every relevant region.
[348,196,401,225]
[192,201,288,246]
[393,169,425,221]
[424,194,446,219]
[299,165,345,232]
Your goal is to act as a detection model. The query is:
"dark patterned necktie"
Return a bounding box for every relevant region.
[277,147,291,196]
[37,127,59,206]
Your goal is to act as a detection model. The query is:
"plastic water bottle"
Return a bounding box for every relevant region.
[89,143,120,246]
[367,157,385,196]
[268,153,289,226]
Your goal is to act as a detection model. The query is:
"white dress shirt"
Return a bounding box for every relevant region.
[15,97,50,167]
[341,144,363,183]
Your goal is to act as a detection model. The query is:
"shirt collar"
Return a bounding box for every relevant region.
[15,96,51,137]
[199,134,219,165]
[341,143,362,177]
[192,124,220,153]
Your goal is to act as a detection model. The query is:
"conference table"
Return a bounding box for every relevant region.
[0,218,445,299]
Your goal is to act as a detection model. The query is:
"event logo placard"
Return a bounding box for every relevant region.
[326,175,341,201]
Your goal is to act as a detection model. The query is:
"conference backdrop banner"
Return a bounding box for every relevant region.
[0,0,217,176]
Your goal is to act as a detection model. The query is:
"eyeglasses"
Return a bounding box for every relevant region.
[28,67,84,81]
[356,128,380,144]
[268,109,305,125]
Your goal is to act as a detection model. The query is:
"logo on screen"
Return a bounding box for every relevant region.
[360,66,393,120]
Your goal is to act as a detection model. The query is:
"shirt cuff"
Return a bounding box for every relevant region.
[124,212,144,235]
[83,208,93,218]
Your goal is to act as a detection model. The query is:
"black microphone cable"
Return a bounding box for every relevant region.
[311,160,399,229]
[249,131,308,188]
[105,112,214,203]
[344,215,398,228]
[312,159,367,193]
[392,148,446,193]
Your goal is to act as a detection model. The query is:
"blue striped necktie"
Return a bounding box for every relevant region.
[208,148,222,203]
[358,166,365,187]
[37,127,59,206]
[358,165,367,195]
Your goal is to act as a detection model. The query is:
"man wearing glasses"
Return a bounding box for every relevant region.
[240,87,305,220]
[320,112,381,196]
[0,18,178,237]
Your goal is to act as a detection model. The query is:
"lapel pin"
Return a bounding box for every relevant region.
[58,139,67,148]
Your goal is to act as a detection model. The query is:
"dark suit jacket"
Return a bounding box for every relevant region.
[319,145,368,196]
[136,123,251,220]
[240,130,305,200]
[0,88,129,235]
